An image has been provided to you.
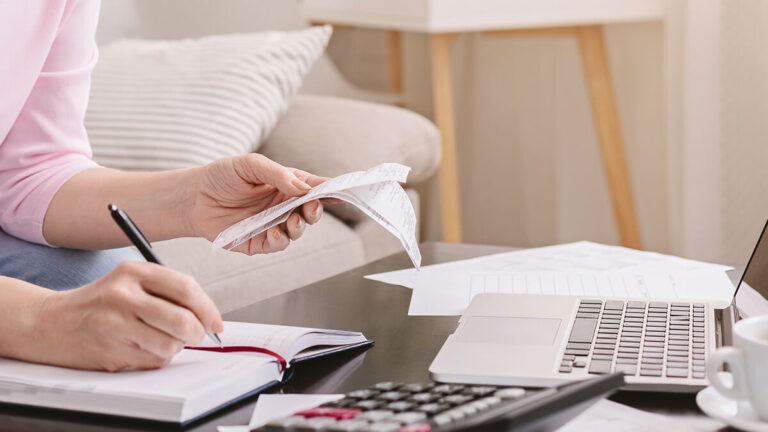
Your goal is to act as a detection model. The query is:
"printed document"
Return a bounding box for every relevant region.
[408,267,736,316]
[213,163,421,268]
[362,241,735,316]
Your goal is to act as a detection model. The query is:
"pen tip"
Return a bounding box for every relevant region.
[108,203,117,211]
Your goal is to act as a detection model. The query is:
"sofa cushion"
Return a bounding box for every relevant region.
[260,95,441,184]
[260,94,441,225]
[152,213,366,313]
[86,26,331,171]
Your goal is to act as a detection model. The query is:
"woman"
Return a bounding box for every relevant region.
[0,1,326,371]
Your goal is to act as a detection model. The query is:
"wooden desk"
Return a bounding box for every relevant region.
[303,0,662,247]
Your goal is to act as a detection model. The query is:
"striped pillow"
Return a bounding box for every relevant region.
[85,26,331,171]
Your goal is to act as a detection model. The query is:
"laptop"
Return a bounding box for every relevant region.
[430,221,768,392]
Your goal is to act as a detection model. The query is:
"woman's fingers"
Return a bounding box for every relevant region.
[291,169,328,187]
[133,293,206,346]
[107,345,172,371]
[129,263,223,334]
[301,200,323,225]
[263,225,290,252]
[282,212,306,240]
[125,317,186,358]
[240,154,311,196]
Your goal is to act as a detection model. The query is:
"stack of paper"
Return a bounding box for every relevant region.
[213,163,421,268]
[365,242,735,316]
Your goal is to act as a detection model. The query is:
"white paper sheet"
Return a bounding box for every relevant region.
[557,399,705,431]
[361,241,735,316]
[213,163,421,268]
[407,268,736,316]
[366,241,731,289]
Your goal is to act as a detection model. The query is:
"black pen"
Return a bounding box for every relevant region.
[108,204,223,348]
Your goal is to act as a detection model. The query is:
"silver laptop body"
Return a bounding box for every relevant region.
[430,222,768,392]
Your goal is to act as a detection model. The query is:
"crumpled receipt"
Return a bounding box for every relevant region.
[212,163,422,269]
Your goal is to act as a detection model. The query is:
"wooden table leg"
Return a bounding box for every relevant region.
[429,33,462,243]
[577,25,642,249]
[387,31,403,94]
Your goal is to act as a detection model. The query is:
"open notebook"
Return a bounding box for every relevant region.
[0,322,371,424]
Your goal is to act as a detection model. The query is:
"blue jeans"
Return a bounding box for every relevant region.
[0,231,141,291]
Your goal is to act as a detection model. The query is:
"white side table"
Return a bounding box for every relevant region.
[302,0,662,247]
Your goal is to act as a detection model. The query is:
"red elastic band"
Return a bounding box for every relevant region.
[185,346,288,372]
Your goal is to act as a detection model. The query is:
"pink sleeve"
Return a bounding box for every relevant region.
[0,0,100,245]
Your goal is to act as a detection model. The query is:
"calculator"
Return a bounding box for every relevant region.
[255,373,623,431]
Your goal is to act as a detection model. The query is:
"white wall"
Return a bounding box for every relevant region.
[330,23,667,252]
[720,0,768,266]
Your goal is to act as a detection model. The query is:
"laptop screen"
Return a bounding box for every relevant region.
[736,220,768,301]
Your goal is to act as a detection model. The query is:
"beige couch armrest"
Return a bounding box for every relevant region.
[259,95,441,184]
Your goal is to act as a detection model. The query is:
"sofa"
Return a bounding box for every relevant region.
[91,2,442,313]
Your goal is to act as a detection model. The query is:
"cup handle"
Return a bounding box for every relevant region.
[707,346,749,401]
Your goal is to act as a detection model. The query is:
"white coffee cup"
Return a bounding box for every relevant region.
[707,315,768,420]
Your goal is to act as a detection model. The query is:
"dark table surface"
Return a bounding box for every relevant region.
[0,242,729,431]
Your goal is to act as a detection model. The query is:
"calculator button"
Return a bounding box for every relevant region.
[455,404,478,416]
[494,388,525,399]
[355,400,386,410]
[407,393,439,403]
[358,410,395,421]
[399,383,433,393]
[431,384,465,394]
[391,412,427,424]
[416,403,449,414]
[348,390,379,399]
[461,386,497,396]
[365,422,401,432]
[444,408,466,421]
[439,395,473,405]
[386,401,416,412]
[397,424,431,432]
[327,420,369,431]
[372,382,402,391]
[432,414,452,426]
[294,417,338,431]
[294,408,362,420]
[377,392,407,401]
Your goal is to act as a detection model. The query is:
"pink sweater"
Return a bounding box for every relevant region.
[0,0,99,245]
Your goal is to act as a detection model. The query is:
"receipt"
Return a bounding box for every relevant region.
[212,163,422,268]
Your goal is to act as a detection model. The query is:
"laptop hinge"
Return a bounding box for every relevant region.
[718,304,737,347]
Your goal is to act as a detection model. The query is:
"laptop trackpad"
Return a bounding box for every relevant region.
[457,316,561,345]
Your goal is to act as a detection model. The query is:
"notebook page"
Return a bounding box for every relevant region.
[192,322,365,360]
[0,349,276,400]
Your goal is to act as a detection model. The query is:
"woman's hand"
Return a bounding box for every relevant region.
[29,262,222,371]
[189,154,327,255]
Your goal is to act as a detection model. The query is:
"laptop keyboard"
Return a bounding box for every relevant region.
[558,300,707,379]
